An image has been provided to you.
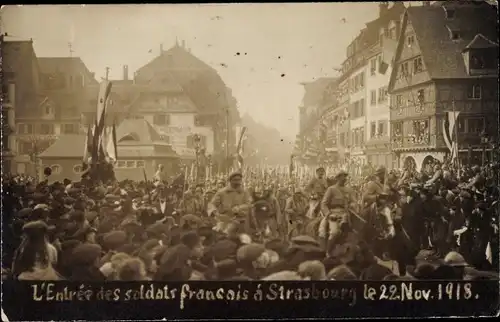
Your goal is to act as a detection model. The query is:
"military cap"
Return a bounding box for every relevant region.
[374,166,386,175]
[265,239,289,256]
[68,210,86,222]
[236,243,266,263]
[85,211,99,222]
[63,197,76,205]
[208,239,239,262]
[215,259,240,278]
[334,170,349,179]
[181,230,200,248]
[33,203,49,211]
[17,208,33,219]
[228,171,243,181]
[67,188,81,196]
[406,263,436,279]
[146,222,169,236]
[262,270,301,280]
[291,235,320,248]
[326,265,357,280]
[141,239,161,251]
[22,220,49,233]
[116,243,137,255]
[102,230,128,250]
[459,190,472,199]
[71,244,103,265]
[475,202,488,211]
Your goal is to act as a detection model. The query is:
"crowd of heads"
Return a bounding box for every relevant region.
[1,157,498,281]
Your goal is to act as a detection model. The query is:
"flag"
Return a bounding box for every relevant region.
[443,111,461,161]
[104,123,118,162]
[83,123,94,164]
[95,81,113,161]
[235,126,247,170]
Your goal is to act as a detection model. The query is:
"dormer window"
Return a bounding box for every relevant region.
[451,31,461,41]
[444,7,455,20]
[470,53,485,69]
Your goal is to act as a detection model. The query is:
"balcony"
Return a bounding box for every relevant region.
[392,133,437,151]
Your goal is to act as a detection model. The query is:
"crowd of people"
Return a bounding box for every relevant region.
[1,158,498,281]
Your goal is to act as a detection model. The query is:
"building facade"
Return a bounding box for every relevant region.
[334,2,405,168]
[14,57,97,176]
[388,1,498,171]
[2,39,42,175]
[39,119,179,182]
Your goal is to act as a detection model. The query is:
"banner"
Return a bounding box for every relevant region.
[2,281,498,320]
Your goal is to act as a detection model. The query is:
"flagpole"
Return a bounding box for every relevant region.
[452,99,461,177]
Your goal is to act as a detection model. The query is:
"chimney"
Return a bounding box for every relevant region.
[160,43,163,54]
[379,2,389,17]
[123,65,129,81]
[422,1,430,6]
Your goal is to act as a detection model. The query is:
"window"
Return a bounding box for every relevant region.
[413,57,423,74]
[417,89,425,105]
[451,31,461,41]
[40,124,55,135]
[470,53,485,69]
[50,164,62,175]
[126,161,135,168]
[62,124,78,134]
[396,95,403,108]
[468,118,484,133]
[377,55,383,69]
[407,35,415,46]
[444,8,455,20]
[2,132,9,150]
[136,160,145,168]
[359,99,365,117]
[73,164,84,174]
[116,160,126,168]
[400,62,409,78]
[378,87,388,102]
[45,105,53,115]
[393,122,403,137]
[359,73,365,88]
[389,27,397,39]
[371,122,376,138]
[370,90,377,106]
[360,128,365,145]
[153,114,169,125]
[457,116,466,133]
[378,121,387,136]
[340,133,345,146]
[370,59,377,76]
[467,84,481,99]
[18,141,32,154]
[2,84,10,103]
[17,124,34,134]
[159,135,170,143]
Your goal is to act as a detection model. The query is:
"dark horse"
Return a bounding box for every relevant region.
[353,193,418,275]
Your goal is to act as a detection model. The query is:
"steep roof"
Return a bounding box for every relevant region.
[39,135,86,158]
[135,44,214,77]
[116,119,162,144]
[405,2,498,79]
[37,57,96,83]
[464,33,499,50]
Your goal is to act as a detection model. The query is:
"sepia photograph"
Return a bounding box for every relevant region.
[1,1,499,320]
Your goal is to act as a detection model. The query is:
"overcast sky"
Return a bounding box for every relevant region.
[1,3,415,140]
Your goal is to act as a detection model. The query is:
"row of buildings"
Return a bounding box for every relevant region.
[1,38,240,181]
[294,1,498,172]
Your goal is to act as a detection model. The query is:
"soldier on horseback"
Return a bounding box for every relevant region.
[250,185,283,241]
[305,167,328,219]
[319,170,357,254]
[361,166,386,209]
[284,186,308,239]
[207,171,253,235]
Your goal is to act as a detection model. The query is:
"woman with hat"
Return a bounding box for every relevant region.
[12,221,62,280]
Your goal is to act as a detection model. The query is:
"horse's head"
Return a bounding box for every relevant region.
[372,205,395,240]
